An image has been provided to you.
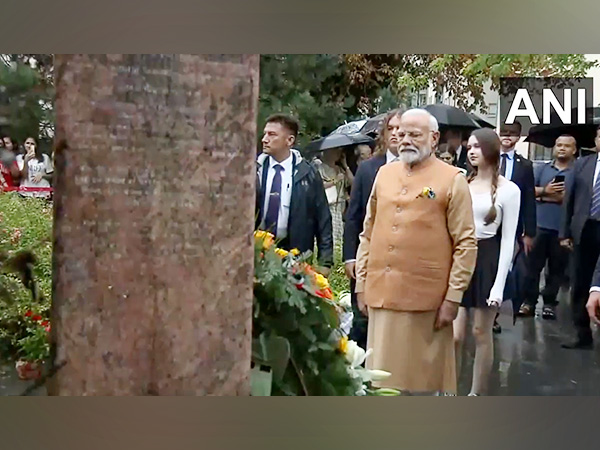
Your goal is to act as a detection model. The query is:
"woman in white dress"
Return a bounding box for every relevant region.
[453,128,520,396]
[17,137,53,199]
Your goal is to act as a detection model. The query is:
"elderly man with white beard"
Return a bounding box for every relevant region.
[355,108,478,395]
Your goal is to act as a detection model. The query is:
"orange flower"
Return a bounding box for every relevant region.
[316,287,334,300]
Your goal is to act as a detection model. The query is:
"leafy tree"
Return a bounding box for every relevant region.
[343,54,597,114]
[0,54,54,150]
[259,54,596,148]
[258,54,354,148]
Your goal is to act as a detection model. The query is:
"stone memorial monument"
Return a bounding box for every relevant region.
[49,54,259,395]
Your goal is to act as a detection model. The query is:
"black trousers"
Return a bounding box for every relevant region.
[349,278,368,351]
[523,228,569,307]
[571,220,600,342]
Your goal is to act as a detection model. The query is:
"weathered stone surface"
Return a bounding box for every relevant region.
[49,54,259,395]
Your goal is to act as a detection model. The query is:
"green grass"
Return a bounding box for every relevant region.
[0,192,53,360]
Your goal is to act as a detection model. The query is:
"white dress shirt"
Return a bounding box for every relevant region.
[500,149,516,181]
[592,152,600,186]
[386,149,399,164]
[261,154,294,239]
[455,145,463,161]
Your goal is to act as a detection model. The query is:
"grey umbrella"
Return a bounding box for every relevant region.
[359,113,388,136]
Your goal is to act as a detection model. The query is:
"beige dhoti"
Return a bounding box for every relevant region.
[366,307,456,394]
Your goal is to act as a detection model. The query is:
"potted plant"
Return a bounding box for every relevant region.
[15,310,50,381]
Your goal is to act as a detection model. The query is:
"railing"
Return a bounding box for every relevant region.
[0,186,53,194]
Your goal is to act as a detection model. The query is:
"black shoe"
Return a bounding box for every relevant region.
[518,304,535,317]
[542,305,556,320]
[561,339,593,350]
[493,321,501,334]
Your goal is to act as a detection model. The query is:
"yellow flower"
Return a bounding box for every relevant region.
[422,187,430,196]
[314,273,330,290]
[275,248,289,258]
[254,230,275,249]
[290,248,300,256]
[338,336,349,354]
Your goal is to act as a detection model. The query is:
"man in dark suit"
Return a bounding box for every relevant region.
[497,122,537,332]
[444,128,469,171]
[343,109,402,349]
[256,113,333,273]
[559,125,600,349]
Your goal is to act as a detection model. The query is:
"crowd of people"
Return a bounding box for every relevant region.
[0,134,54,199]
[256,108,600,396]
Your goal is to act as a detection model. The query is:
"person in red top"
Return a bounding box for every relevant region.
[0,151,20,190]
[0,135,22,190]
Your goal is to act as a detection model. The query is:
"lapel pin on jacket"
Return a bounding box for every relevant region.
[417,187,436,199]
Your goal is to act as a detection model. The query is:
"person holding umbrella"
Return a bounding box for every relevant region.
[422,104,480,173]
[314,147,354,252]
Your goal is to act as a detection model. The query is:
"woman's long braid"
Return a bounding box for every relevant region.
[484,164,499,225]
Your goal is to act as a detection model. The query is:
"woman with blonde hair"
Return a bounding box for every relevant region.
[453,128,520,396]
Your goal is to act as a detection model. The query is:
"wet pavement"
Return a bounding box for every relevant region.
[458,286,600,395]
[2,287,599,396]
[0,362,46,396]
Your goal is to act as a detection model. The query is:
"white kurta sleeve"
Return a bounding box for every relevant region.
[488,183,521,302]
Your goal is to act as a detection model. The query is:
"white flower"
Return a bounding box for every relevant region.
[338,291,352,308]
[345,340,372,367]
[345,340,392,391]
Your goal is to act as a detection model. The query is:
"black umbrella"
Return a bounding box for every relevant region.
[303,133,375,155]
[424,104,481,129]
[525,106,600,149]
[469,112,496,129]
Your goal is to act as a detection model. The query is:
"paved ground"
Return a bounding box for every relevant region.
[2,287,599,396]
[0,362,46,396]
[458,286,600,395]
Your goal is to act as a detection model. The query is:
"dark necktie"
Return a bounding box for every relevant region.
[500,153,508,177]
[590,171,600,220]
[264,164,283,235]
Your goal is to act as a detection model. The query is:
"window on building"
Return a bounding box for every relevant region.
[488,103,498,118]
[529,143,553,162]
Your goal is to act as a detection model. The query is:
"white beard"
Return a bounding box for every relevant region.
[399,148,428,165]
